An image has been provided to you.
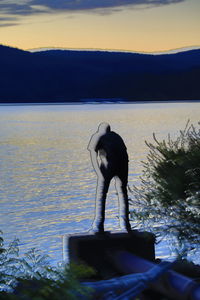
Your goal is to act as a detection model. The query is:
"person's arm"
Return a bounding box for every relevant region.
[88,133,103,176]
[90,150,102,176]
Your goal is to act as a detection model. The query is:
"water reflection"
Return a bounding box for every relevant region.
[0,103,200,265]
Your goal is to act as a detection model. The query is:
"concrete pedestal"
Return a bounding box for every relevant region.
[64,230,155,279]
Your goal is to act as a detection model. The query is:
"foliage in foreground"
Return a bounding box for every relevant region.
[130,121,200,252]
[0,231,93,299]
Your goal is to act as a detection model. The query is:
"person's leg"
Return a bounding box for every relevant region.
[92,173,111,232]
[115,171,131,232]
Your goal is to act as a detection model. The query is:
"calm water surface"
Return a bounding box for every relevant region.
[0,102,200,265]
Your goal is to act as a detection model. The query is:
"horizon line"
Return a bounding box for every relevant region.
[27,45,200,55]
[1,43,200,55]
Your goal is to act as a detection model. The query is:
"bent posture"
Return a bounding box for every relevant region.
[88,122,131,233]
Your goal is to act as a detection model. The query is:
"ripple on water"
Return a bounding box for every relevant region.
[1,102,200,265]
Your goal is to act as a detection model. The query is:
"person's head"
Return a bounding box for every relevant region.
[98,122,111,134]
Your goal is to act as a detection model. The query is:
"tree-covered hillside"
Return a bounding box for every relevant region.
[0,45,200,102]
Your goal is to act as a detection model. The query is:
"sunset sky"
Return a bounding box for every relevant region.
[0,0,200,53]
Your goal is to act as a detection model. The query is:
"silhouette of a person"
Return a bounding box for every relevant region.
[88,122,131,233]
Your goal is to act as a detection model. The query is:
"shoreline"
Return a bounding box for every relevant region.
[0,99,200,106]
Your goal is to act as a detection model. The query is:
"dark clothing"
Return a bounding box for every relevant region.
[88,130,131,232]
[88,130,128,168]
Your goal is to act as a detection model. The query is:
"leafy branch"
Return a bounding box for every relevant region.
[130,120,200,254]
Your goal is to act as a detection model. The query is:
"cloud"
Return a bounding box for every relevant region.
[0,0,185,27]
[32,0,184,11]
[0,15,18,27]
[0,22,18,27]
[0,1,51,27]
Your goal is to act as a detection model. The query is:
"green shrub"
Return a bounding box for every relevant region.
[0,231,93,299]
[130,121,200,252]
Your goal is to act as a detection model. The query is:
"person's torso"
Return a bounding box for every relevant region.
[97,131,128,164]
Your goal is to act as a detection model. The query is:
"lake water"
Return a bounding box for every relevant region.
[0,102,200,266]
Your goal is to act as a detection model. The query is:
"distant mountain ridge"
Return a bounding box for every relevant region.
[29,45,200,55]
[0,44,200,103]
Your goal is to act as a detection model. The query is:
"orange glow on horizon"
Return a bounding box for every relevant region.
[0,0,199,53]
